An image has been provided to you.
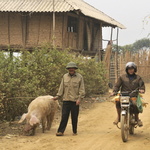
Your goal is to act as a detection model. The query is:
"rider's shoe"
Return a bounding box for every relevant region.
[137,119,143,127]
[113,117,120,125]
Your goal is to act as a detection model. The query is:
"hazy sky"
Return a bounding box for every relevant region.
[84,0,150,46]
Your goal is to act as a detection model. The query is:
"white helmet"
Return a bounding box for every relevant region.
[125,62,137,72]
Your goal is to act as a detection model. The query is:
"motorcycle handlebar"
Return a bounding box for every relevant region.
[110,89,143,97]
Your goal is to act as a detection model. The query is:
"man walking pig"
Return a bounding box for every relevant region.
[53,62,85,136]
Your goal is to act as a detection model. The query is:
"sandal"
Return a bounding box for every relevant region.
[113,118,120,125]
[137,119,143,127]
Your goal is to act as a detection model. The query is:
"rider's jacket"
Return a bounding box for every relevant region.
[113,73,145,97]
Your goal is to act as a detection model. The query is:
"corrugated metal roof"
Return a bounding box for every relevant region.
[0,0,126,29]
[0,0,74,12]
[69,0,125,29]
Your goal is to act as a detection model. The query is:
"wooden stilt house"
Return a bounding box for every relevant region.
[0,0,125,56]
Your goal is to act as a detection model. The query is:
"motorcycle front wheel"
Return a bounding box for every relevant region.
[121,115,129,142]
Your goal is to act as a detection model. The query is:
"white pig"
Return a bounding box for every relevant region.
[18,95,59,135]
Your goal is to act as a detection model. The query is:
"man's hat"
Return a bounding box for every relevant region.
[66,62,78,69]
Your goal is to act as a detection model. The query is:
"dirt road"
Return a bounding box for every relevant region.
[0,85,150,150]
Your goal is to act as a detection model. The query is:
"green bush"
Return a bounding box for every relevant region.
[0,46,108,121]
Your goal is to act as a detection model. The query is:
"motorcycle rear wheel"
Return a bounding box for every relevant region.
[121,115,129,142]
[129,124,134,134]
[129,115,135,134]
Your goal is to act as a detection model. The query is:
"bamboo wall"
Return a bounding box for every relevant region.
[26,13,63,48]
[0,12,22,47]
[0,12,102,54]
[117,50,150,82]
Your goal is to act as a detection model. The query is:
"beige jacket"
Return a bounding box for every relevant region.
[56,73,85,101]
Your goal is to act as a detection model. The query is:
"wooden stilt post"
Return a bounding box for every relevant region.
[52,0,55,46]
[115,27,119,82]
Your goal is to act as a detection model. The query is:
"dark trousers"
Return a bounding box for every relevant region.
[57,101,79,134]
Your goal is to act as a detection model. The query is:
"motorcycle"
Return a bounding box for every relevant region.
[113,89,144,142]
[120,91,137,142]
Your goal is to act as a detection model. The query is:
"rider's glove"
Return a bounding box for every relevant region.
[139,89,145,93]
[110,92,117,97]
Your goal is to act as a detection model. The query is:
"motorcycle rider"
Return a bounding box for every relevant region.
[111,62,145,126]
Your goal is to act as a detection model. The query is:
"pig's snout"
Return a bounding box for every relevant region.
[24,124,38,136]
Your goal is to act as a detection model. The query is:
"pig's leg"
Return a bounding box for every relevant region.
[42,118,46,133]
[46,115,51,130]
[48,112,55,130]
[30,128,36,136]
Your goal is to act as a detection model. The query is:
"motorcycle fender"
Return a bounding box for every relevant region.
[121,110,126,115]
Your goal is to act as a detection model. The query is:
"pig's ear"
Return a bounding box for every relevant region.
[29,115,40,126]
[18,113,27,123]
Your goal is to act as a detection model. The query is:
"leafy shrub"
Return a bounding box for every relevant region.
[0,46,108,121]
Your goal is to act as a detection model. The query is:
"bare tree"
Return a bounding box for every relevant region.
[143,14,150,37]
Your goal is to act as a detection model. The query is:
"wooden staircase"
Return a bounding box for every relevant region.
[109,54,120,86]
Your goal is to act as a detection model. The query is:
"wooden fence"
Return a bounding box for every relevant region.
[109,50,150,85]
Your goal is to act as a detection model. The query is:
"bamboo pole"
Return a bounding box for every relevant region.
[37,13,41,45]
[115,27,119,81]
[8,13,10,45]
[104,40,112,81]
[22,13,27,48]
[52,0,55,46]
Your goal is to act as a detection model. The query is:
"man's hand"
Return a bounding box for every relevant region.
[76,99,80,105]
[52,96,59,100]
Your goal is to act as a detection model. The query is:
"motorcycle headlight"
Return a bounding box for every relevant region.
[120,96,130,103]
